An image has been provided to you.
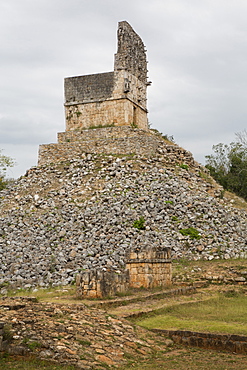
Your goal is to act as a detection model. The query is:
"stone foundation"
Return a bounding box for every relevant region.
[38,127,195,168]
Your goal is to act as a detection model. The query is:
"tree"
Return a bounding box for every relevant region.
[236,129,247,147]
[0,149,15,190]
[205,131,247,201]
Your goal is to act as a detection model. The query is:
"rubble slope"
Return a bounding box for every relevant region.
[0,152,246,289]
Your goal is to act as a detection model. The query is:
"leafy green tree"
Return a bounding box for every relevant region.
[0,149,15,190]
[205,130,247,200]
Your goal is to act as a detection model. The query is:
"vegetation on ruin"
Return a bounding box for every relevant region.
[1,347,247,370]
[86,123,115,130]
[0,149,15,190]
[150,128,176,144]
[179,163,189,170]
[0,355,77,370]
[179,227,201,240]
[133,216,146,230]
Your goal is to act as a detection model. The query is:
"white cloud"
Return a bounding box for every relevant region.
[0,0,247,177]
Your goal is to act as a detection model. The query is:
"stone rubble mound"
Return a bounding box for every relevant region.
[0,153,246,289]
[0,297,155,369]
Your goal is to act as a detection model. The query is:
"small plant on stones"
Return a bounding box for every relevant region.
[179,227,201,240]
[162,133,175,143]
[77,339,92,346]
[131,122,138,129]
[133,216,145,230]
[2,324,13,342]
[179,164,189,170]
[22,337,42,350]
[165,200,174,205]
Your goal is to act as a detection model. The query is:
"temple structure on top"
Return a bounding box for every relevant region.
[38,21,194,168]
[64,21,151,131]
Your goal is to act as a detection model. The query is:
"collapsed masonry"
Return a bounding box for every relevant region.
[38,21,172,298]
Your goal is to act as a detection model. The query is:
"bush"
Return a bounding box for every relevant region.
[133,216,145,230]
[179,164,189,170]
[179,227,201,240]
[0,177,6,191]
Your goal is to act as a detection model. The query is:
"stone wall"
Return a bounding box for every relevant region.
[65,70,147,111]
[114,21,148,85]
[64,72,115,105]
[152,329,247,354]
[57,125,152,142]
[65,92,148,131]
[38,127,195,167]
[76,270,130,299]
[126,247,171,289]
[76,246,171,298]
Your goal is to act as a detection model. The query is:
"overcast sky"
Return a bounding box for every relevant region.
[1,0,247,178]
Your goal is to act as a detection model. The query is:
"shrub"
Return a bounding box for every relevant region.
[179,164,189,170]
[133,216,145,230]
[179,227,201,240]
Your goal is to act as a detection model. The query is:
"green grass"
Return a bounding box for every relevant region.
[135,293,247,335]
[172,257,247,273]
[179,227,201,240]
[119,347,247,370]
[0,354,76,370]
[3,349,247,370]
[3,285,77,302]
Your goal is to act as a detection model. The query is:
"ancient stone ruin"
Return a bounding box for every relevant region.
[38,21,194,169]
[77,247,171,299]
[3,21,244,302]
[38,21,172,298]
[64,21,150,131]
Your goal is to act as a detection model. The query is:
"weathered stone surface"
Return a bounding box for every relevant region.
[152,329,247,354]
[38,126,196,167]
[0,150,246,290]
[0,297,158,369]
[64,21,149,131]
[77,247,171,298]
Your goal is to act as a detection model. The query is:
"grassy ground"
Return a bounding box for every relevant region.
[134,292,247,335]
[0,354,76,370]
[3,285,78,304]
[1,347,247,370]
[119,346,247,370]
[1,258,247,369]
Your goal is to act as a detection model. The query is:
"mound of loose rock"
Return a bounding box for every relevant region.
[0,296,157,369]
[0,153,246,289]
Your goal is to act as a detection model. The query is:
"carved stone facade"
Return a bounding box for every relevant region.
[64,21,150,131]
